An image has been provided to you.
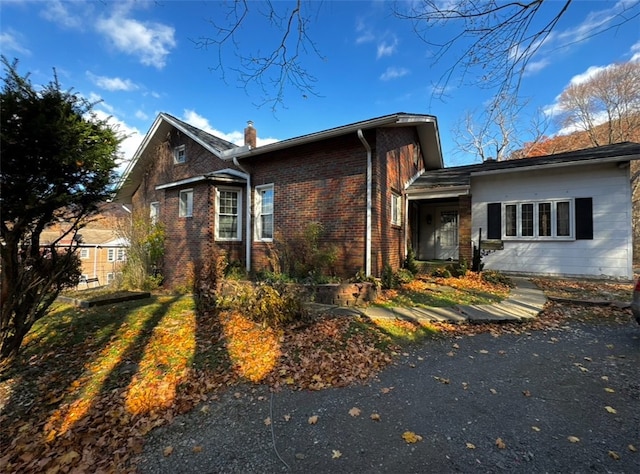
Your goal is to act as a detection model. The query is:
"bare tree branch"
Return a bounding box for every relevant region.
[193,0,324,112]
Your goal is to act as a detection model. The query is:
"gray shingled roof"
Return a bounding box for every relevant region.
[409,142,640,191]
[162,113,237,153]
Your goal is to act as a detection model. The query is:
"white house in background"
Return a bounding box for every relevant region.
[406,142,640,280]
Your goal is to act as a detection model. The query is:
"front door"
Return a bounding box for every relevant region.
[436,210,459,260]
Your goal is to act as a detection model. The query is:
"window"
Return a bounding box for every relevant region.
[492,200,575,239]
[391,192,402,226]
[79,248,90,259]
[255,184,274,241]
[216,188,242,240]
[107,248,126,262]
[107,273,115,284]
[179,189,193,217]
[150,202,160,224]
[173,145,186,164]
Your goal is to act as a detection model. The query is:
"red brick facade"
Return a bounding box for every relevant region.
[126,114,435,288]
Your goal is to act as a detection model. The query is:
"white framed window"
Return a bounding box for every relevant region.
[79,248,90,259]
[503,199,573,239]
[173,145,186,164]
[107,248,126,262]
[216,188,242,241]
[150,202,160,224]
[391,192,402,226]
[179,189,193,217]
[255,184,274,241]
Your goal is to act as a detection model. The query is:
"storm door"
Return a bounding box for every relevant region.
[436,210,459,260]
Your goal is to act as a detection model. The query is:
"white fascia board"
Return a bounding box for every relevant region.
[160,113,225,158]
[156,176,207,190]
[470,155,635,177]
[406,185,470,200]
[219,114,440,162]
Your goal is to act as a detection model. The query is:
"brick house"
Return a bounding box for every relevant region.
[115,112,640,288]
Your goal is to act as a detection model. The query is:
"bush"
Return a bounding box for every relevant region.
[431,267,452,278]
[277,222,337,282]
[381,264,396,289]
[403,248,419,275]
[481,270,513,287]
[395,268,415,284]
[248,283,307,327]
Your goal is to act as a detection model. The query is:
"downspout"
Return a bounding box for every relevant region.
[357,129,372,277]
[233,157,252,272]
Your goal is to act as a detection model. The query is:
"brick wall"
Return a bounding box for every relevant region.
[246,134,369,278]
[458,195,473,263]
[373,128,423,275]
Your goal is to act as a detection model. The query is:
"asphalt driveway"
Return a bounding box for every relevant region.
[139,318,640,473]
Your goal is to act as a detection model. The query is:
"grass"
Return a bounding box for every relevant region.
[374,273,511,308]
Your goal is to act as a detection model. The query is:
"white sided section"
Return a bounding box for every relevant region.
[471,162,633,279]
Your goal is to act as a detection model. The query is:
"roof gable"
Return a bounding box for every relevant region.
[114,113,237,203]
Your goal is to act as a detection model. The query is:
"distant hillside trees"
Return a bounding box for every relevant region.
[0,57,121,363]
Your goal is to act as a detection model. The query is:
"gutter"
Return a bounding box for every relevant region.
[357,129,372,277]
[232,157,252,272]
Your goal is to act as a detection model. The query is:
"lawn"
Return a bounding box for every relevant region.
[0,274,633,472]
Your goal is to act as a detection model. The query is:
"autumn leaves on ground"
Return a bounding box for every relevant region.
[0,274,634,473]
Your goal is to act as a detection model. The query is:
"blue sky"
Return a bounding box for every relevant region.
[2,0,639,173]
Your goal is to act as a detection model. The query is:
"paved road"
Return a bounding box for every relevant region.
[140,319,640,473]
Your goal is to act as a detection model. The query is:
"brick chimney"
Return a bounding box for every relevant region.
[244,120,256,149]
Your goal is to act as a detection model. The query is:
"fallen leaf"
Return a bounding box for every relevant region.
[434,376,450,384]
[59,450,80,465]
[489,388,498,395]
[568,436,580,443]
[447,351,455,357]
[370,413,381,421]
[495,438,506,449]
[479,350,489,354]
[234,392,241,399]
[200,405,210,414]
[531,426,541,432]
[308,415,319,425]
[348,407,361,417]
[608,450,620,460]
[604,406,617,414]
[283,414,291,422]
[332,450,342,459]
[462,382,469,390]
[466,442,476,449]
[578,366,589,373]
[192,446,203,453]
[583,357,592,362]
[163,446,174,457]
[628,444,637,452]
[601,375,609,381]
[604,387,615,393]
[381,387,393,394]
[264,417,271,426]
[452,343,460,349]
[522,390,531,397]
[402,431,423,444]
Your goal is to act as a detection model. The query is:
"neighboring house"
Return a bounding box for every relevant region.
[115,112,640,288]
[41,228,129,287]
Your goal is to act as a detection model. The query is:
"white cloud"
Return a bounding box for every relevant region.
[87,72,139,91]
[40,0,84,29]
[380,67,409,81]
[0,30,31,56]
[377,38,398,59]
[92,110,143,176]
[95,8,176,69]
[135,110,148,121]
[355,18,375,44]
[568,65,609,86]
[523,58,550,76]
[182,110,279,147]
[631,40,640,62]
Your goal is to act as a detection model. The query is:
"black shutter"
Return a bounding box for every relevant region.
[575,198,593,240]
[487,203,501,239]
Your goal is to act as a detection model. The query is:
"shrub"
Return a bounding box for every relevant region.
[277,222,337,282]
[381,264,396,289]
[403,247,419,275]
[431,267,452,278]
[248,283,307,327]
[395,268,415,284]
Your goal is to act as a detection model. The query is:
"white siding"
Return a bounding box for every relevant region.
[471,162,633,279]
